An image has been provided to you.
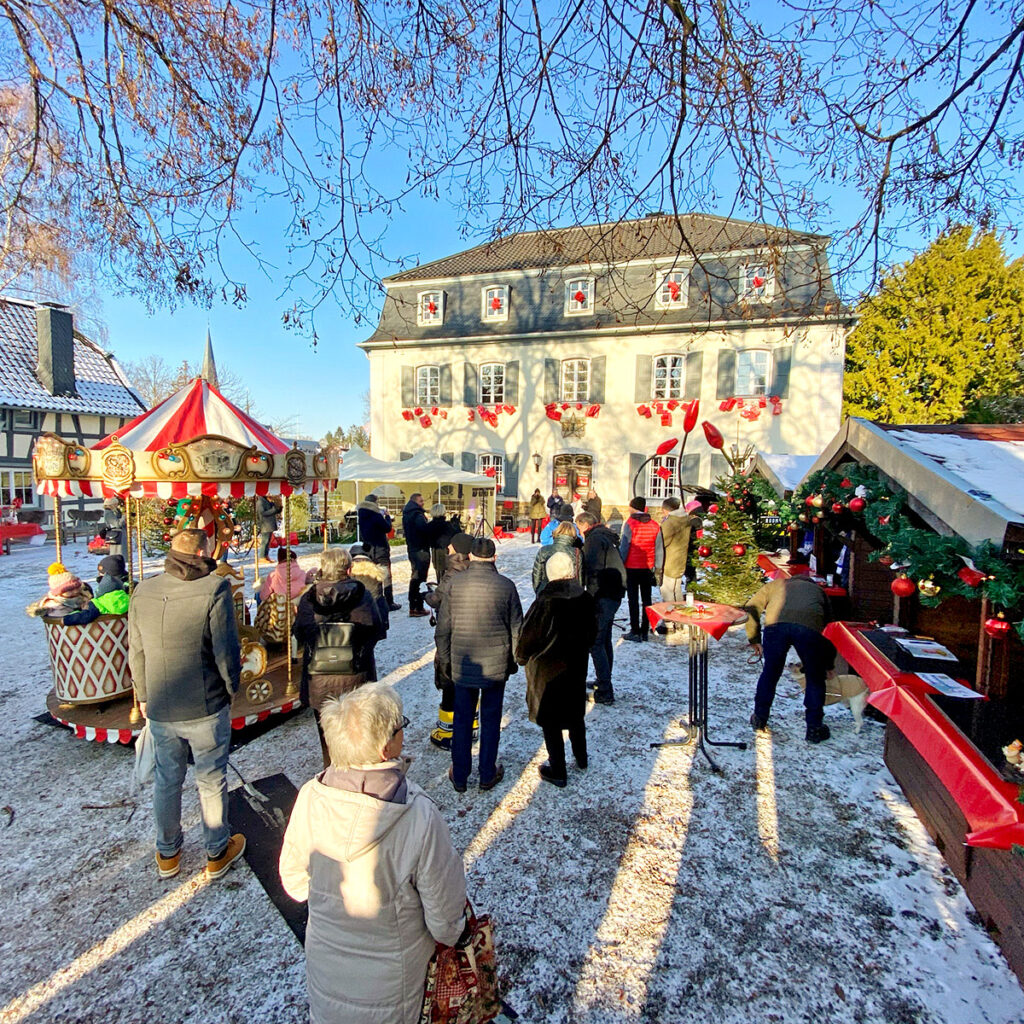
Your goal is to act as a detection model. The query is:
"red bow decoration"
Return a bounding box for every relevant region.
[427,301,437,314]
[503,404,515,415]
[752,274,765,288]
[656,438,679,455]
[573,290,586,304]
[585,404,600,418]
[667,279,680,300]
[483,466,496,477]
[420,415,432,427]
[958,566,986,587]
[683,399,700,433]
[656,466,672,480]
[402,409,414,421]
[477,405,487,418]
[660,412,673,427]
[561,403,569,410]
[490,295,502,311]
[546,404,562,421]
[702,421,725,450]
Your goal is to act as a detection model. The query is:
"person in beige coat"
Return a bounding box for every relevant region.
[279,683,467,1024]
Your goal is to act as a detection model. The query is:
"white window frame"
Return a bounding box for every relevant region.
[564,277,594,316]
[479,362,505,405]
[560,358,591,402]
[0,469,36,507]
[482,284,509,322]
[648,456,680,502]
[12,409,36,429]
[417,290,444,327]
[739,263,776,303]
[415,365,440,406]
[654,269,688,309]
[477,453,504,493]
[735,348,772,397]
[652,353,686,400]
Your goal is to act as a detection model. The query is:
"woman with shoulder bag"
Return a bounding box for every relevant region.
[293,548,384,768]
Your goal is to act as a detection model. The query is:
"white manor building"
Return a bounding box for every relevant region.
[359,213,850,515]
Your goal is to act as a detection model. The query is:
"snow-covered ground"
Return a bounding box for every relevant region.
[1,534,1023,1024]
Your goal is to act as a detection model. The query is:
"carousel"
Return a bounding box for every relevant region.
[31,377,340,744]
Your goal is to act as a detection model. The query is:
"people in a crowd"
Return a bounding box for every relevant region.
[531,521,583,594]
[539,503,580,545]
[62,580,130,626]
[516,551,597,788]
[293,548,384,768]
[654,497,700,602]
[583,489,603,523]
[619,497,660,642]
[26,562,93,619]
[103,497,125,557]
[259,548,315,604]
[255,495,279,563]
[424,532,474,749]
[402,492,432,618]
[357,493,400,611]
[435,537,523,793]
[576,512,627,705]
[547,490,564,518]
[348,544,390,637]
[428,503,462,583]
[95,553,129,596]
[528,489,546,542]
[744,551,836,743]
[279,683,467,1024]
[128,529,245,880]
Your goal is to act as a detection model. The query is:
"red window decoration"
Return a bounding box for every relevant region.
[660,412,673,427]
[483,466,497,478]
[667,280,680,300]
[573,290,586,304]
[752,275,765,288]
[402,410,414,421]
[490,296,502,311]
[427,301,437,314]
[656,466,672,480]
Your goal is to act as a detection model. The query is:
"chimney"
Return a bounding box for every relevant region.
[36,304,78,397]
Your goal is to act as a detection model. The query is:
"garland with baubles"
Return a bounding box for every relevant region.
[786,465,1024,640]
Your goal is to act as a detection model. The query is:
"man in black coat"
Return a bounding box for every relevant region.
[577,512,627,705]
[128,529,245,881]
[356,494,400,610]
[255,495,279,563]
[402,492,433,617]
[435,537,523,792]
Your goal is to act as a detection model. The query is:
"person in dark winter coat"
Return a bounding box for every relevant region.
[516,552,597,787]
[531,522,583,594]
[435,538,523,792]
[356,495,399,610]
[539,503,580,545]
[255,495,279,562]
[402,493,433,616]
[103,497,125,557]
[95,553,129,596]
[619,496,661,642]
[293,547,384,767]
[128,529,245,881]
[547,491,564,516]
[583,489,603,523]
[577,512,627,704]
[428,504,462,583]
[424,532,473,749]
[349,544,390,638]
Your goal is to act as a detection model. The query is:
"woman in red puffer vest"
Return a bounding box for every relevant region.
[618,497,661,641]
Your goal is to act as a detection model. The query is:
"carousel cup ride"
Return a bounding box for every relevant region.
[32,377,341,744]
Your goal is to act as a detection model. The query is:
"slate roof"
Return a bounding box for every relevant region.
[384,213,828,283]
[0,297,145,417]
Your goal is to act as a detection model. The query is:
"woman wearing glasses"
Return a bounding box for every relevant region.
[280,683,467,1024]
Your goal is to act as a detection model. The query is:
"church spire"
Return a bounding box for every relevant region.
[201,327,219,389]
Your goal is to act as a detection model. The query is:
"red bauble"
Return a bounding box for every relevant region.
[731,543,747,557]
[878,514,891,526]
[891,576,916,598]
[840,478,852,488]
[849,496,866,513]
[697,545,712,557]
[832,502,844,514]
[721,522,730,531]
[788,522,799,532]
[984,616,1012,639]
[162,532,171,542]
[811,516,821,524]
[727,495,735,504]
[805,495,815,506]
[708,503,719,514]
[163,517,173,526]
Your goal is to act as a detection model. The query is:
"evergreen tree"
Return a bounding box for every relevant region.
[844,227,1024,424]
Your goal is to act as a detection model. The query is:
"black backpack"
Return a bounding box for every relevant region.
[308,621,357,675]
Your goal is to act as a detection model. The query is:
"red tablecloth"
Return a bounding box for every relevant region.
[823,621,1024,849]
[757,553,847,597]
[646,601,747,641]
[0,522,44,552]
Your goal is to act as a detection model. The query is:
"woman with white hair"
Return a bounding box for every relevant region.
[280,683,467,1024]
[516,551,597,788]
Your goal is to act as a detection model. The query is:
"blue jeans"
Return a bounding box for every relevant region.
[452,684,505,786]
[149,708,232,858]
[754,623,834,727]
[591,596,620,698]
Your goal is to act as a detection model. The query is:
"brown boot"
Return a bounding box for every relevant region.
[155,849,182,879]
[206,833,246,879]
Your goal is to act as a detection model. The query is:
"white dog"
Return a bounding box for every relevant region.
[791,667,869,733]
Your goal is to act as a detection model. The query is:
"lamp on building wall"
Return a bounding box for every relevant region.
[532,452,542,471]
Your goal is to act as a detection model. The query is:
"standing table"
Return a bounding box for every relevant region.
[646,601,749,772]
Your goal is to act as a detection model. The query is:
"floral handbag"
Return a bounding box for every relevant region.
[420,900,502,1024]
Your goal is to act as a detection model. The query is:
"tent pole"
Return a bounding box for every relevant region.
[253,497,261,584]
[284,493,297,695]
[355,481,360,543]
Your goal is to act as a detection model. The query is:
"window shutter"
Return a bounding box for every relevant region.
[504,360,519,404]
[439,364,453,405]
[716,350,736,399]
[684,351,703,399]
[710,453,729,485]
[543,359,559,404]
[634,355,653,403]
[589,356,606,403]
[441,452,454,466]
[399,451,413,461]
[461,452,477,474]
[503,453,520,497]
[401,366,415,407]
[463,363,478,406]
[772,345,793,398]
[628,452,646,498]
[681,453,700,484]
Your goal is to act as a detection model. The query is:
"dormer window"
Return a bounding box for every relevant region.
[655,270,688,309]
[740,263,775,303]
[482,285,509,322]
[565,278,593,315]
[417,290,444,326]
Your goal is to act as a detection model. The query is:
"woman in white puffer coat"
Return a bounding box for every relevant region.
[279,682,466,1024]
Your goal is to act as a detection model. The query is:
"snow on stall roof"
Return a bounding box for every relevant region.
[887,428,1024,519]
[758,453,818,494]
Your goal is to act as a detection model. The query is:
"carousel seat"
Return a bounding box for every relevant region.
[44,615,133,704]
[253,593,300,650]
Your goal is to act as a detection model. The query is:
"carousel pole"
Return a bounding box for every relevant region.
[253,497,261,584]
[284,492,297,696]
[135,496,145,581]
[53,493,62,563]
[124,494,135,591]
[323,488,329,553]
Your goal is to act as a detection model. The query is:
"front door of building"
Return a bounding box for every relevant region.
[552,453,593,502]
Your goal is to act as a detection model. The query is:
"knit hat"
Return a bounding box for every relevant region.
[450,532,473,555]
[684,499,703,513]
[546,551,575,581]
[348,543,367,558]
[47,562,83,597]
[629,497,647,512]
[97,554,127,579]
[471,537,496,559]
[556,505,574,521]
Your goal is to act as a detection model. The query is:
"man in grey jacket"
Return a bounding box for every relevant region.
[435,538,523,793]
[129,529,246,879]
